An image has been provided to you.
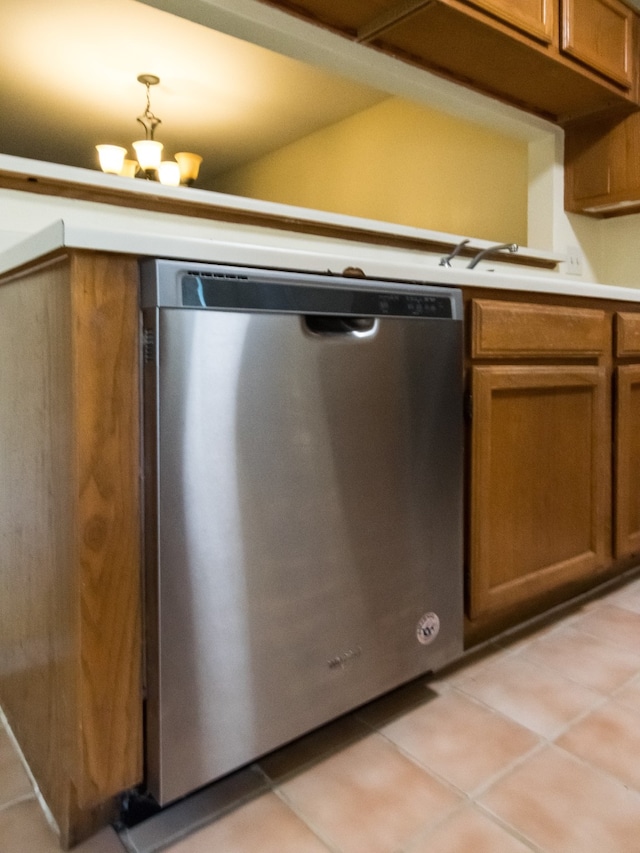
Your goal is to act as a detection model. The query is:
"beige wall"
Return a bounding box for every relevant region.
[214,98,529,245]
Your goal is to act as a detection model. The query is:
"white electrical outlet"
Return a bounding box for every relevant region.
[566,245,583,276]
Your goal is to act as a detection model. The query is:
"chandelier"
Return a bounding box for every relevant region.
[96,74,202,186]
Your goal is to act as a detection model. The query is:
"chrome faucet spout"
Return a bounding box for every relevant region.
[439,239,470,267]
[467,242,518,269]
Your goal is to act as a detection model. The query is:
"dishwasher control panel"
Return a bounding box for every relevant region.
[180,273,455,318]
[141,259,463,322]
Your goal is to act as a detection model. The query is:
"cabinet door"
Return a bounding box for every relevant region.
[469,0,554,43]
[562,0,634,88]
[615,365,640,558]
[469,365,609,620]
[565,111,640,215]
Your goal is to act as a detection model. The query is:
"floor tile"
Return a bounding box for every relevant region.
[495,618,566,655]
[407,805,535,853]
[556,700,640,792]
[430,641,506,686]
[0,799,64,853]
[456,655,601,738]
[0,728,33,805]
[516,624,640,694]
[613,675,640,712]
[278,731,462,853]
[599,576,640,614]
[479,745,640,853]
[354,678,439,729]
[75,826,126,852]
[165,792,330,853]
[571,604,640,653]
[258,714,370,784]
[380,690,540,795]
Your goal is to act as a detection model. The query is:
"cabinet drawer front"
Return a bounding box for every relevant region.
[472,299,607,358]
[561,0,633,88]
[616,312,640,356]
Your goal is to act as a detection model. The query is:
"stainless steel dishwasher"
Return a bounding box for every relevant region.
[141,259,464,805]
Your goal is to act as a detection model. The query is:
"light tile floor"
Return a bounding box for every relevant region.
[4,570,640,852]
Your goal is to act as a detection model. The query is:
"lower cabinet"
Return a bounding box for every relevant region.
[614,312,640,558]
[466,297,611,634]
[615,365,640,557]
[469,364,609,620]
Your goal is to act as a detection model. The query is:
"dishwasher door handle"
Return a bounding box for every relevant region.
[303,315,379,338]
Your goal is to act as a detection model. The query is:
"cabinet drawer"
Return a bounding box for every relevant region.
[472,299,607,358]
[616,312,640,357]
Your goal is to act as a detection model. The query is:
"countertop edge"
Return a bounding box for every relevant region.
[2,217,640,304]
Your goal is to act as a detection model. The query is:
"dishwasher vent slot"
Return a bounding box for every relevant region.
[143,328,155,363]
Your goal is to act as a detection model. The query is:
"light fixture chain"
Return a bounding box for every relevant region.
[136,75,162,141]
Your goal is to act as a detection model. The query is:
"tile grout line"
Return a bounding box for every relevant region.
[471,799,547,853]
[0,792,38,815]
[270,783,343,853]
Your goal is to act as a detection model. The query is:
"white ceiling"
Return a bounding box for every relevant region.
[0,0,388,188]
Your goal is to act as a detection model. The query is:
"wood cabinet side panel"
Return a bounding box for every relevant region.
[472,299,608,357]
[0,258,78,833]
[615,365,640,557]
[69,252,143,808]
[469,365,610,620]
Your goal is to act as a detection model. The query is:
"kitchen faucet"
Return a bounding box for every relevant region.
[439,239,470,266]
[467,242,518,269]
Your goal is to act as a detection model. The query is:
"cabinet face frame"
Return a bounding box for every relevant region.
[469,364,609,621]
[615,364,640,558]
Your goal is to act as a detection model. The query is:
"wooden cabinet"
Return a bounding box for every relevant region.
[561,0,634,88]
[467,299,611,629]
[0,252,143,848]
[470,364,609,619]
[469,0,555,43]
[260,0,639,121]
[565,110,640,216]
[614,312,640,557]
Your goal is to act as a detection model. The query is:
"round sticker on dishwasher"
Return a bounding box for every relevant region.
[416,612,440,645]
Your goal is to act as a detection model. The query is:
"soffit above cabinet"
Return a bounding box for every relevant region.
[258,0,639,122]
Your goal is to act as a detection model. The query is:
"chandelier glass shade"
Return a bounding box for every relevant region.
[96,75,202,186]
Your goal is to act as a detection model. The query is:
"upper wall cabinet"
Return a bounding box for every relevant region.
[465,0,555,44]
[561,0,634,88]
[263,0,639,122]
[564,109,640,215]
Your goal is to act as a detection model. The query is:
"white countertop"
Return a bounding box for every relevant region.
[3,217,640,304]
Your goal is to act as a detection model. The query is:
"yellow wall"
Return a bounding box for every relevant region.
[214,97,528,244]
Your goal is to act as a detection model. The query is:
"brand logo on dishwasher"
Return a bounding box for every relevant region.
[327,646,362,670]
[416,612,440,645]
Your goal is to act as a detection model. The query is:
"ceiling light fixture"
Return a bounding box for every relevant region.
[96,74,202,186]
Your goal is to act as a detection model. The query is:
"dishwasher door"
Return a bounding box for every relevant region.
[143,264,463,805]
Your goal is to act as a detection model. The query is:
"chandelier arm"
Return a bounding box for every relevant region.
[136,113,162,140]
